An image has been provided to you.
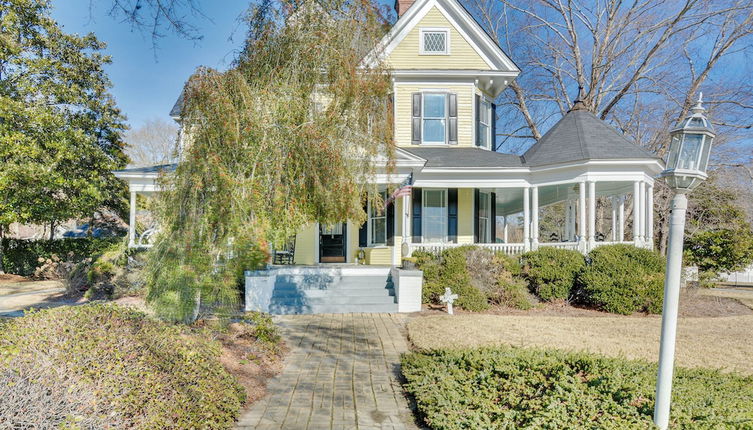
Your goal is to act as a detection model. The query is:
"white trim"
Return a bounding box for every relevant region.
[392,70,519,78]
[419,27,450,55]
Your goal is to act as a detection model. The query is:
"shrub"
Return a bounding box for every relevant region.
[521,247,585,301]
[0,304,245,429]
[1,237,120,277]
[241,311,282,353]
[578,244,665,315]
[489,277,534,310]
[402,347,753,430]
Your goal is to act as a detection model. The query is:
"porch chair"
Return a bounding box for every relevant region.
[273,237,296,265]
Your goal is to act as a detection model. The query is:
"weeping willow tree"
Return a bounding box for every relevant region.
[145,0,394,322]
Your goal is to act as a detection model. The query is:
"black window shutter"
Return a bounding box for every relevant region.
[412,188,422,243]
[491,103,497,151]
[448,188,458,243]
[474,94,481,147]
[473,188,480,243]
[490,192,497,243]
[448,93,457,145]
[386,200,395,246]
[358,202,368,247]
[412,93,421,145]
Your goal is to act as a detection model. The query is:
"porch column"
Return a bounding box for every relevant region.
[618,195,625,241]
[531,186,539,249]
[503,216,509,242]
[633,181,641,246]
[401,193,411,257]
[611,197,618,242]
[128,190,136,247]
[578,182,586,250]
[647,184,654,249]
[588,181,596,249]
[639,181,646,244]
[523,186,531,251]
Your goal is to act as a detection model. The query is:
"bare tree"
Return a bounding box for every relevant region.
[469,0,753,252]
[124,118,179,167]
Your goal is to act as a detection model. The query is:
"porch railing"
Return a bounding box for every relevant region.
[408,242,526,256]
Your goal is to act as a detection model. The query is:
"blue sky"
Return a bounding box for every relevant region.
[52,1,252,130]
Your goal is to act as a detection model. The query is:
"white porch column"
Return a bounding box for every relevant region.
[639,181,646,244]
[647,184,654,249]
[611,197,618,242]
[618,195,625,242]
[531,186,539,249]
[401,193,411,257]
[633,181,641,246]
[503,216,509,242]
[578,182,586,250]
[588,181,596,249]
[128,190,136,247]
[523,186,531,251]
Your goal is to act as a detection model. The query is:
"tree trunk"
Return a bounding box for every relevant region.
[0,225,5,274]
[49,221,55,241]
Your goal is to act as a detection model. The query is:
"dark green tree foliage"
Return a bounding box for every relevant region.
[146,0,393,321]
[0,0,128,272]
[521,247,584,301]
[684,178,753,276]
[579,244,665,315]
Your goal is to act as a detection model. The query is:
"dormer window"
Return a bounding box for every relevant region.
[420,28,449,55]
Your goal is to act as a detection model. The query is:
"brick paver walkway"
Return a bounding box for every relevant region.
[237,313,420,430]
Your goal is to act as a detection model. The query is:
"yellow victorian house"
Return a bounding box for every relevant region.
[115,0,662,314]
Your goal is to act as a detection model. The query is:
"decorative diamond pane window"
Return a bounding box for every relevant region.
[423,31,447,54]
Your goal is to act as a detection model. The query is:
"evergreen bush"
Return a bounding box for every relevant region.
[521,247,585,301]
[0,237,120,276]
[0,304,245,429]
[578,244,665,314]
[402,347,753,430]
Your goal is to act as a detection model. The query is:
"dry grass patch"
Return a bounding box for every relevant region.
[408,313,753,374]
[701,287,753,309]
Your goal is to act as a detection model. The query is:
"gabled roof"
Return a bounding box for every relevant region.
[366,0,519,73]
[402,147,523,168]
[522,108,658,167]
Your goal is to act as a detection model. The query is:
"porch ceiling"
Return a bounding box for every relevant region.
[494,181,635,216]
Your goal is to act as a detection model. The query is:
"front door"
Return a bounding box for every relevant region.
[320,223,347,263]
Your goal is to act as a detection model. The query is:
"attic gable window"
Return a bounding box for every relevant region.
[420,29,449,55]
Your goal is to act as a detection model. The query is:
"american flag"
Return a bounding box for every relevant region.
[385,174,413,207]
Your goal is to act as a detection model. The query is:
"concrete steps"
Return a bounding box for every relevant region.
[264,267,397,315]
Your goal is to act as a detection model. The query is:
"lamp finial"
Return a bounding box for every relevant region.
[691,92,705,115]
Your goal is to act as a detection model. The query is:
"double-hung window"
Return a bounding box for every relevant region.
[422,94,447,144]
[422,189,447,243]
[478,191,490,243]
[479,100,491,149]
[369,191,387,245]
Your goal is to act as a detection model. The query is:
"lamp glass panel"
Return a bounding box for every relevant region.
[699,135,713,172]
[678,133,703,171]
[667,134,681,169]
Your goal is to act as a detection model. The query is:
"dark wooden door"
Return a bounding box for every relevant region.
[320,223,346,263]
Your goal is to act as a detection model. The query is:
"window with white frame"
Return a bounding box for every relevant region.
[369,191,387,245]
[420,29,449,54]
[422,93,447,144]
[479,99,492,149]
[423,189,447,242]
[478,191,490,243]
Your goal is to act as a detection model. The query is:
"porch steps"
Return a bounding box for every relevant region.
[265,267,398,315]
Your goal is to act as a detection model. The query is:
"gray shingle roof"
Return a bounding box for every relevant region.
[169,92,184,118]
[522,109,658,166]
[114,164,177,174]
[402,147,524,168]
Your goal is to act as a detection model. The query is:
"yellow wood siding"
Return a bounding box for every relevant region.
[457,188,474,244]
[394,83,474,147]
[387,7,491,70]
[347,220,359,263]
[364,247,393,265]
[294,223,317,265]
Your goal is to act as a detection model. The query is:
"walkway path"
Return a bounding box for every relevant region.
[237,313,421,430]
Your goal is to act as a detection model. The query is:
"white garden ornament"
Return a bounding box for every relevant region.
[439,287,458,315]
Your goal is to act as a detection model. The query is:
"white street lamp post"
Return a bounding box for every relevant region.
[653,94,715,430]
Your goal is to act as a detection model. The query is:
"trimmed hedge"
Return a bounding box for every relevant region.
[1,237,121,276]
[579,244,665,315]
[402,347,753,430]
[521,247,585,301]
[0,304,245,429]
